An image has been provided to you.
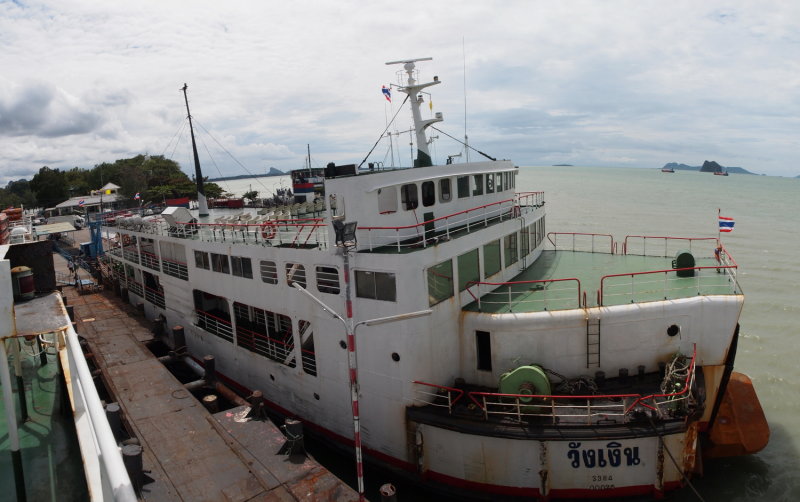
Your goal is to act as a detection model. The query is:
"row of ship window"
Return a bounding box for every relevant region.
[381,170,517,212]
[192,250,396,301]
[427,218,546,306]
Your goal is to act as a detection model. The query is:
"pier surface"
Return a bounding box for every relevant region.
[61,257,359,501]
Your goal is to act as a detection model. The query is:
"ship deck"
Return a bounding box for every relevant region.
[0,294,89,501]
[463,249,740,313]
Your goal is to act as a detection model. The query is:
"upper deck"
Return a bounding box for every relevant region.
[463,233,741,313]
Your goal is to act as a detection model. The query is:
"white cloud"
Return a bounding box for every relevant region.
[1,0,799,188]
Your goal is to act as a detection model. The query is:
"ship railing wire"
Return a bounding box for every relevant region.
[235,324,294,363]
[466,278,583,311]
[195,309,234,342]
[140,249,161,271]
[547,232,615,254]
[143,284,165,309]
[127,279,143,298]
[161,257,189,280]
[358,192,544,252]
[599,263,740,306]
[172,218,328,248]
[411,347,696,425]
[623,236,719,258]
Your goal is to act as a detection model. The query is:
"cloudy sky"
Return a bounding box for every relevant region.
[1,0,798,187]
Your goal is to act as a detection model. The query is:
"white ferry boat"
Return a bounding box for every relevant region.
[96,59,768,500]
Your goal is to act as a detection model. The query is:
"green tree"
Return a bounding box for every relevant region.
[29,166,68,208]
[243,190,259,204]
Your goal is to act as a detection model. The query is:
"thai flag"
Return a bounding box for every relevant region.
[78,199,85,206]
[134,192,141,200]
[719,215,735,232]
[382,85,391,102]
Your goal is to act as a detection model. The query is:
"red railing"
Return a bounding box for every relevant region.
[175,218,327,248]
[547,232,614,254]
[143,284,165,309]
[140,249,160,271]
[196,309,234,342]
[161,257,188,280]
[235,325,294,364]
[623,236,719,257]
[412,346,696,425]
[598,262,739,306]
[465,278,583,311]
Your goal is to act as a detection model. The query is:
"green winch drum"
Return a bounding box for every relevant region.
[498,364,552,412]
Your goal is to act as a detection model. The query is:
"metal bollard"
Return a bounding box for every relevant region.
[105,402,123,441]
[283,418,305,456]
[203,355,216,385]
[380,483,397,502]
[202,394,219,413]
[122,443,144,493]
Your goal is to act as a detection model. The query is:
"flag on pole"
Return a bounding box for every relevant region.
[718,215,735,232]
[78,199,85,207]
[134,192,141,200]
[381,85,391,102]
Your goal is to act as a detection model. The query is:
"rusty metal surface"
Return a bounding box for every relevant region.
[212,407,361,502]
[12,291,70,337]
[68,285,360,502]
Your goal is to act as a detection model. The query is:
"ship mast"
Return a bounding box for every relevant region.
[181,83,209,217]
[385,57,443,167]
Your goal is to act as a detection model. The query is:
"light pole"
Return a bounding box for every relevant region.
[292,282,431,501]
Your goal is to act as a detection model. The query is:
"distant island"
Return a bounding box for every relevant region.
[210,167,286,181]
[661,160,756,175]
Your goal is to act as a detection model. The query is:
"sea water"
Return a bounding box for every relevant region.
[223,166,799,501]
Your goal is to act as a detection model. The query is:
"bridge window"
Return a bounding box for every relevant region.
[439,178,452,202]
[457,176,470,198]
[496,173,503,193]
[483,240,501,278]
[503,172,510,191]
[231,256,253,279]
[285,263,307,288]
[458,249,480,292]
[472,174,483,196]
[355,270,396,302]
[194,250,210,270]
[427,259,454,306]
[401,184,419,210]
[260,260,278,284]
[421,181,435,207]
[486,174,494,194]
[316,266,340,294]
[211,253,229,274]
[521,229,530,256]
[504,233,518,267]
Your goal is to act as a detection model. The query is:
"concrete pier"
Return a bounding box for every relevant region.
[61,268,359,501]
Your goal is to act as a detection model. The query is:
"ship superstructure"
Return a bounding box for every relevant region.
[97,60,767,500]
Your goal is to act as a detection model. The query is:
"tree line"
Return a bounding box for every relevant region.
[0,155,225,211]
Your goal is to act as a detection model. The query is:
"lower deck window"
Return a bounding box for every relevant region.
[355,270,396,301]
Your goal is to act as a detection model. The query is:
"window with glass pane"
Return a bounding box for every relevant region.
[231,256,253,278]
[472,174,483,196]
[194,250,210,270]
[439,178,452,202]
[457,176,470,198]
[401,184,419,210]
[316,266,340,294]
[504,233,518,267]
[355,270,396,302]
[483,240,501,278]
[427,260,454,306]
[458,249,480,292]
[421,181,435,207]
[211,253,229,274]
[486,173,494,193]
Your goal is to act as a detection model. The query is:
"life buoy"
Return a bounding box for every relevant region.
[260,222,276,240]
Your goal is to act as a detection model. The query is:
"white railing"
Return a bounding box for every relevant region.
[64,321,137,501]
[161,258,188,281]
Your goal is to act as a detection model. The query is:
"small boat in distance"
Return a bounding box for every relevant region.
[714,170,729,176]
[661,167,675,173]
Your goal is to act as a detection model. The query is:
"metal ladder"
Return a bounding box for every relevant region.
[586,317,601,368]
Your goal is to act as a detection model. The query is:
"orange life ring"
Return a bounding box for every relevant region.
[260,222,276,240]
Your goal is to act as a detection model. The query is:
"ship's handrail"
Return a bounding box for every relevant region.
[547,232,615,254]
[598,263,739,306]
[173,218,328,248]
[465,278,583,311]
[623,235,719,257]
[196,309,234,342]
[143,283,165,309]
[411,347,696,425]
[358,192,544,252]
[64,319,137,501]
